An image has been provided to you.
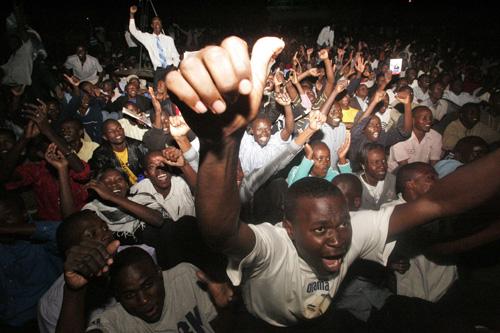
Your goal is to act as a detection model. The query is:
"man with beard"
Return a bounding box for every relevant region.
[388,106,442,172]
[357,143,397,210]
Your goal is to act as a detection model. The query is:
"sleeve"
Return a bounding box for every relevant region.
[287,156,313,186]
[337,160,352,174]
[226,223,279,286]
[128,19,148,45]
[430,132,443,161]
[69,160,91,182]
[169,38,180,67]
[31,221,61,242]
[442,123,461,151]
[242,141,302,202]
[94,57,103,73]
[391,141,409,163]
[183,146,199,172]
[86,309,120,333]
[350,116,369,142]
[350,206,396,266]
[384,116,410,147]
[63,56,72,70]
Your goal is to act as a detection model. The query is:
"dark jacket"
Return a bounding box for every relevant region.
[108,95,153,114]
[89,137,148,177]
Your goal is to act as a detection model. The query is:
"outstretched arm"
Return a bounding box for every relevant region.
[388,149,500,239]
[166,36,284,260]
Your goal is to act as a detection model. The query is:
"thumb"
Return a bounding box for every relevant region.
[196,270,212,285]
[106,240,120,261]
[250,37,285,110]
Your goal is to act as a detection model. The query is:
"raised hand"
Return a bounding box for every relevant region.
[354,56,367,74]
[290,69,298,85]
[304,143,313,160]
[395,90,412,105]
[274,91,291,106]
[169,114,191,137]
[371,90,387,104]
[334,79,348,94]
[162,146,185,167]
[63,74,81,87]
[22,99,51,134]
[130,5,138,15]
[23,120,40,140]
[196,270,235,308]
[44,143,68,171]
[318,49,329,61]
[309,68,321,77]
[337,131,351,161]
[307,111,326,131]
[64,239,120,290]
[165,36,284,140]
[86,180,116,202]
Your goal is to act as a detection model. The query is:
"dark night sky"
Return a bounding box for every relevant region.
[1,1,497,61]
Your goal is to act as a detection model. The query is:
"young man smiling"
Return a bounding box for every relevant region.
[164,36,500,329]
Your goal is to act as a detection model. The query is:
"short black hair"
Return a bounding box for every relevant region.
[359,142,385,166]
[395,162,434,194]
[56,210,101,256]
[109,247,157,288]
[61,118,83,131]
[284,177,343,223]
[332,174,363,199]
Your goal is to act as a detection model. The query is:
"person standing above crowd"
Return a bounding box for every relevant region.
[129,5,180,87]
[63,45,104,85]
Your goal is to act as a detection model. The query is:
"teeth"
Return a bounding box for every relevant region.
[157,174,167,180]
[112,189,121,193]
[333,118,341,122]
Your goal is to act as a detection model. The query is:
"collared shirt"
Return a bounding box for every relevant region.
[0,221,62,327]
[442,90,480,107]
[420,98,448,121]
[442,119,500,151]
[388,129,442,172]
[129,19,180,69]
[64,54,103,84]
[239,131,291,175]
[355,96,369,112]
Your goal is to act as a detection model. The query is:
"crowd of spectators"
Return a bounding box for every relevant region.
[1,2,500,333]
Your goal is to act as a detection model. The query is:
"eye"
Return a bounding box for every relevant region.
[313,226,325,234]
[122,292,136,300]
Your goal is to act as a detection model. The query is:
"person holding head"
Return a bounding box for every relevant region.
[63,45,103,85]
[442,103,500,152]
[57,244,228,332]
[164,35,500,330]
[388,106,442,172]
[89,119,148,185]
[130,149,196,222]
[129,5,180,87]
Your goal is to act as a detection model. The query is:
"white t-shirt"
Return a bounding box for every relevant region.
[360,176,385,204]
[130,177,195,221]
[87,263,217,332]
[227,206,396,327]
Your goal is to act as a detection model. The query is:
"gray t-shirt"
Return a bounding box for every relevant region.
[87,263,217,332]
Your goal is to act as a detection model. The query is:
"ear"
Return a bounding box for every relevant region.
[248,127,254,135]
[354,196,362,210]
[283,219,295,240]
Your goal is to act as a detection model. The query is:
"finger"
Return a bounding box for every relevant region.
[166,70,208,114]
[36,98,47,108]
[221,36,252,95]
[106,240,120,257]
[250,37,285,110]
[196,270,212,285]
[180,54,226,114]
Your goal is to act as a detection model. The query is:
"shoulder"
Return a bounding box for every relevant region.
[428,129,442,140]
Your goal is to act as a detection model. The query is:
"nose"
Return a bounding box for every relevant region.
[137,290,150,305]
[326,229,341,247]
